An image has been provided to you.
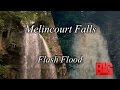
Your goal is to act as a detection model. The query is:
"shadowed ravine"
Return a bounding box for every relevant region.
[69,24,115,79]
[21,31,57,79]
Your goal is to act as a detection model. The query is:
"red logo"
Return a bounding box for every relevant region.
[96,62,113,76]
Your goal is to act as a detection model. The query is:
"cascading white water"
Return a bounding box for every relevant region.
[22,32,41,79]
[21,27,57,79]
[39,35,51,57]
[69,24,115,79]
[39,34,57,79]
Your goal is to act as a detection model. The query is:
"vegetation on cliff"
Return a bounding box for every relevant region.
[0,11,66,79]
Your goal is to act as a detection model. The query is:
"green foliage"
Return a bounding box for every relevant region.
[0,19,5,28]
[0,65,10,74]
[0,11,51,29]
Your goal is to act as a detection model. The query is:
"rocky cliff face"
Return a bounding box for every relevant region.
[20,13,68,79]
[40,15,68,79]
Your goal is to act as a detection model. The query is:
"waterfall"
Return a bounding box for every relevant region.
[39,34,57,79]
[69,24,115,79]
[39,35,51,57]
[21,32,41,79]
[21,28,57,79]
